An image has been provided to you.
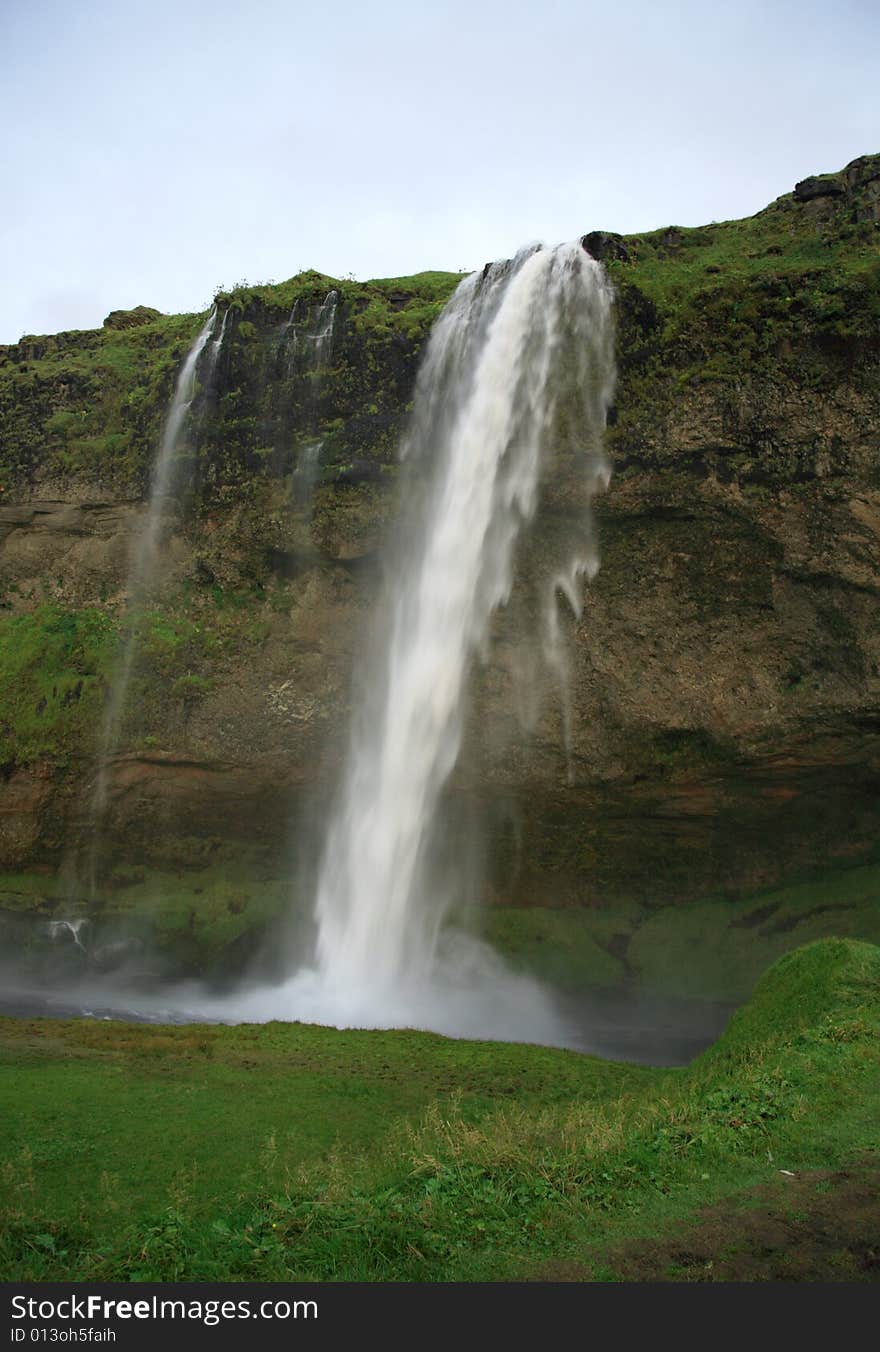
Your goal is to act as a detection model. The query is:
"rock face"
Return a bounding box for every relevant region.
[582,230,630,262]
[1,157,879,930]
[794,175,845,202]
[103,306,163,330]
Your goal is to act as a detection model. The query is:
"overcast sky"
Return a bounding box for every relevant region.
[1,0,877,342]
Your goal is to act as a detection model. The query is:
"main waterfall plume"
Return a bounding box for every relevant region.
[233,241,617,1044]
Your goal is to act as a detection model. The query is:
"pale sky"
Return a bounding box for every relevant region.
[1,0,877,342]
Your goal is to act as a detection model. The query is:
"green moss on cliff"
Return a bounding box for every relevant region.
[198,268,462,493]
[594,153,880,478]
[0,605,118,769]
[0,578,280,774]
[0,311,204,492]
[0,267,463,498]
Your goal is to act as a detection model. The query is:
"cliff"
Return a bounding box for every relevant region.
[2,154,879,981]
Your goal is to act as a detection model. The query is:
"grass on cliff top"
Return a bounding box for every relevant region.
[214,267,462,309]
[601,154,880,408]
[212,266,463,341]
[0,309,205,489]
[0,938,877,1281]
[611,197,879,315]
[0,269,463,494]
[217,268,465,357]
[3,157,877,495]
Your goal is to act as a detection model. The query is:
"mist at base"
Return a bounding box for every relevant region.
[199,931,571,1048]
[0,923,735,1067]
[0,927,574,1047]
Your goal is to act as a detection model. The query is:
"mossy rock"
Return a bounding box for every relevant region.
[102,306,163,330]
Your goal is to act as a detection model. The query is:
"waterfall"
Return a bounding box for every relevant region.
[292,439,323,507]
[124,307,221,605]
[243,241,616,1044]
[71,307,226,897]
[286,290,338,503]
[284,289,337,376]
[210,306,229,366]
[309,289,338,368]
[45,919,89,953]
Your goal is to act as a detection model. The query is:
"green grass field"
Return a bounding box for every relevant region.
[1,938,877,1281]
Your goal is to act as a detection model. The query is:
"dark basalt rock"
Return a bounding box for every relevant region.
[793,175,845,203]
[581,231,630,263]
[845,154,880,189]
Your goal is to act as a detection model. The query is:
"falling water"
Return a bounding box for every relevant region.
[287,290,338,504]
[210,307,229,366]
[292,439,323,507]
[243,242,616,1043]
[309,289,338,367]
[122,307,221,608]
[73,307,226,896]
[284,290,337,374]
[45,919,89,953]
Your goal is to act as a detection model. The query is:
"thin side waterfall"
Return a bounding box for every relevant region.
[288,290,338,504]
[292,439,323,507]
[309,289,338,367]
[210,307,229,366]
[72,308,225,897]
[233,242,616,1044]
[284,290,337,375]
[123,307,221,618]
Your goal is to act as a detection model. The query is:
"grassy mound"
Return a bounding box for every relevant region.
[1,938,877,1281]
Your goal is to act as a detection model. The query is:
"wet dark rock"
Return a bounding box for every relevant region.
[326,459,384,486]
[794,175,845,202]
[582,231,630,263]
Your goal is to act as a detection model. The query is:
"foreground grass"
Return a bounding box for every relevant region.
[1,938,877,1281]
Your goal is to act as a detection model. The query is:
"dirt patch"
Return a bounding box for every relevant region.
[536,1158,880,1281]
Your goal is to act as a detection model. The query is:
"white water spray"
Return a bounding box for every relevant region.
[292,439,323,506]
[45,919,90,952]
[238,243,616,1043]
[309,290,338,367]
[210,307,229,367]
[284,290,337,376]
